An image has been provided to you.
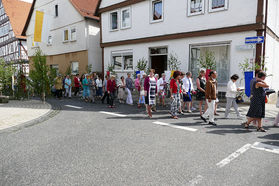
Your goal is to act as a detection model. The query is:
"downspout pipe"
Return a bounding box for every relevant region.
[262,0,268,69]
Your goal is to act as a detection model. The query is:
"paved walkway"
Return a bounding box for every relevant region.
[217,102,279,119]
[0,100,51,131]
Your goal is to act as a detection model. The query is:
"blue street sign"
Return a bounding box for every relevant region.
[245,36,265,44]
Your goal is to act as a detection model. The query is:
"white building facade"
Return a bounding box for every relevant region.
[99,0,279,95]
[23,0,102,75]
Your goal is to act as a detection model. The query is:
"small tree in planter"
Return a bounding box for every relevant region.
[29,48,51,103]
[168,53,181,71]
[134,58,148,78]
[65,65,72,76]
[86,64,93,74]
[106,63,116,77]
[198,51,216,80]
[0,59,14,102]
[238,57,271,98]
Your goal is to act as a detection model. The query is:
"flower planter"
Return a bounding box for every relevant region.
[0,96,9,103]
[205,69,212,81]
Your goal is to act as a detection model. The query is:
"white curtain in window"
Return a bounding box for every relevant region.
[122,9,130,28]
[212,0,225,9]
[191,0,202,13]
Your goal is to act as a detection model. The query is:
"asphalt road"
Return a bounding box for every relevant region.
[0,98,278,186]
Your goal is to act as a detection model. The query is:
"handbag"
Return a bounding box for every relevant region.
[265,96,268,103]
[236,96,244,104]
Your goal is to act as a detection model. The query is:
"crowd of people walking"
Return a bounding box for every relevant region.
[52,68,279,132]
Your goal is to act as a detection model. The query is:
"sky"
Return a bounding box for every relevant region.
[20,0,33,3]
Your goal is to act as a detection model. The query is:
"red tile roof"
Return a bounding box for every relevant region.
[70,0,100,20]
[2,0,32,39]
[22,0,100,36]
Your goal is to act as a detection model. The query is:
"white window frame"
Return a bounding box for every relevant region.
[63,29,69,42]
[110,10,119,31]
[111,50,133,72]
[120,7,131,29]
[71,62,79,75]
[31,36,39,48]
[150,0,164,23]
[47,35,52,46]
[209,0,228,13]
[187,0,205,16]
[70,27,77,41]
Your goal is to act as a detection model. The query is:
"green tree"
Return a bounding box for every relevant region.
[0,59,15,96]
[168,53,181,71]
[65,64,72,76]
[134,58,148,78]
[198,51,216,70]
[29,49,50,103]
[14,65,28,100]
[106,63,116,76]
[86,64,93,74]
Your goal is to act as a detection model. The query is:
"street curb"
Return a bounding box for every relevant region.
[0,100,62,134]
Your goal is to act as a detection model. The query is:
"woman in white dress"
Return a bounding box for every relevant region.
[118,76,126,103]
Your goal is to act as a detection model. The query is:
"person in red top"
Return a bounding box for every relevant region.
[73,74,81,96]
[107,75,117,108]
[170,71,182,119]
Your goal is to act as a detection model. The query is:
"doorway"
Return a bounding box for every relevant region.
[150,47,168,77]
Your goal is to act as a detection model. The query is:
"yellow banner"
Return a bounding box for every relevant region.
[171,70,175,77]
[34,11,44,42]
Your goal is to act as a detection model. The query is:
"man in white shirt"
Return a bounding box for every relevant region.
[225,74,242,118]
[182,72,194,112]
[96,76,103,98]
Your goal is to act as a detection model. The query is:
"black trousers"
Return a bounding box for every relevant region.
[56,89,62,98]
[74,87,80,96]
[102,91,109,104]
[108,92,115,106]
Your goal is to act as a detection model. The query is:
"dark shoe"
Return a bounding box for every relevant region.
[257,127,266,132]
[242,122,249,129]
[200,116,207,123]
[209,122,217,126]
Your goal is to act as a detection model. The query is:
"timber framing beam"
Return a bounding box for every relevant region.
[101,23,264,48]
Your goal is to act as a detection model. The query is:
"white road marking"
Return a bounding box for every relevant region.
[189,175,203,186]
[153,121,197,132]
[251,142,279,154]
[216,144,252,168]
[65,105,82,109]
[99,111,127,117]
[153,121,169,126]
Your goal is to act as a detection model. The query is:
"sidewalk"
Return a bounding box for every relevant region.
[0,100,52,131]
[216,102,279,119]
